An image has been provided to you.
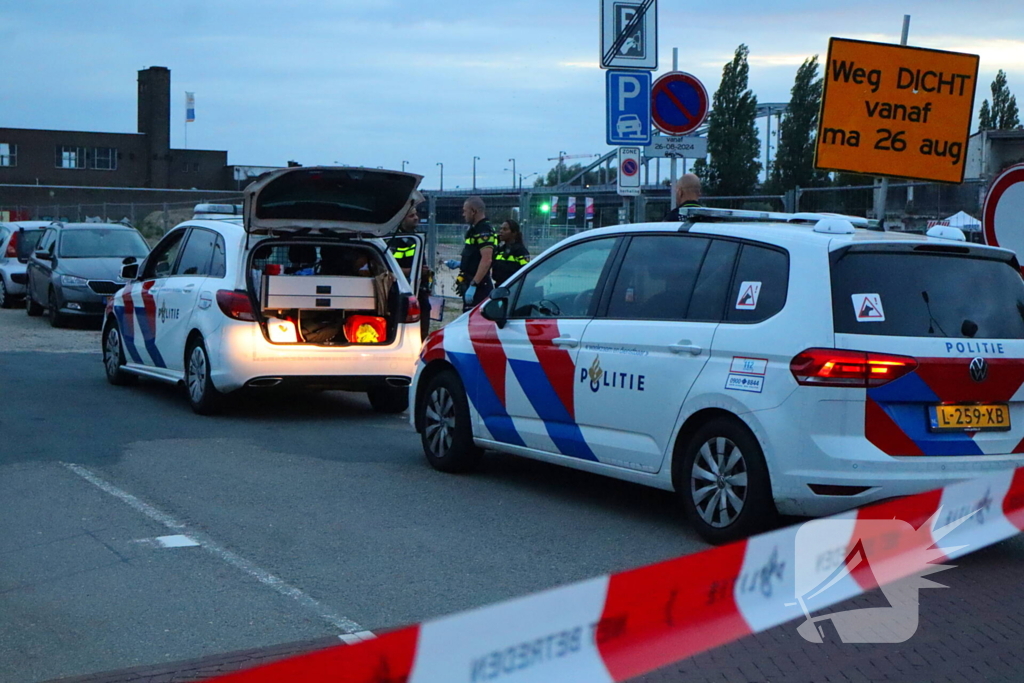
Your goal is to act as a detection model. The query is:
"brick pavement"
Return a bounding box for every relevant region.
[45,535,1023,683]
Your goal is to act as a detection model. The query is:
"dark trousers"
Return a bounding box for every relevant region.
[418,290,431,339]
[458,276,493,312]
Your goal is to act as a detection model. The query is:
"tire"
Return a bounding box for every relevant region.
[103,322,137,386]
[185,338,224,415]
[48,288,66,328]
[418,370,481,473]
[367,385,410,414]
[26,289,44,316]
[678,417,776,545]
[0,278,11,309]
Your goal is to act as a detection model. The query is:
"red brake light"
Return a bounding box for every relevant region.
[404,295,421,324]
[790,348,918,388]
[216,290,256,321]
[5,231,17,258]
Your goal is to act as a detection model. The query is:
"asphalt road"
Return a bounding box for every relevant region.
[0,307,706,682]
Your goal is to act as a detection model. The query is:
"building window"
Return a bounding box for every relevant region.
[56,146,86,169]
[0,143,16,167]
[92,147,117,171]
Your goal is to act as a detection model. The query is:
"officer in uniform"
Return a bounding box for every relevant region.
[661,173,704,221]
[491,218,529,286]
[389,197,432,339]
[445,196,497,311]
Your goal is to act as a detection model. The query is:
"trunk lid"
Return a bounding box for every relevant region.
[243,167,423,237]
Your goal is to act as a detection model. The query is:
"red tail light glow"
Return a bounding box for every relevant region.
[404,295,421,324]
[216,290,256,321]
[790,348,918,388]
[5,231,18,258]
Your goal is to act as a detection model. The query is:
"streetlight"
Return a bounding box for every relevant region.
[522,172,539,188]
[436,162,444,191]
[508,158,516,190]
[402,160,409,172]
[473,156,480,190]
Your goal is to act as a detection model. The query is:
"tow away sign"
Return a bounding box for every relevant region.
[815,38,979,184]
[617,147,641,196]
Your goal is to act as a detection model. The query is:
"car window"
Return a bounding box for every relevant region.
[688,239,740,322]
[831,249,1024,339]
[606,235,710,321]
[36,229,57,254]
[210,234,227,278]
[510,237,616,319]
[174,228,219,276]
[725,243,789,323]
[142,229,187,280]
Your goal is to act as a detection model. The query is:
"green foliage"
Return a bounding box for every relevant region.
[699,44,762,195]
[978,70,1021,131]
[768,56,829,192]
[534,162,614,187]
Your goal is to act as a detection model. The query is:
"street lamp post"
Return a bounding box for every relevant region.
[437,162,444,191]
[508,158,516,190]
[402,160,409,172]
[473,156,480,190]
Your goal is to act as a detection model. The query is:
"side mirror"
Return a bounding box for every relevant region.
[34,249,51,261]
[481,287,511,328]
[121,263,140,281]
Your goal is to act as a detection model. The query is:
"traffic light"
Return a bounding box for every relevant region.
[539,202,551,214]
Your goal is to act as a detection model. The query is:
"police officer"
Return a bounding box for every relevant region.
[491,218,529,286]
[661,173,703,221]
[445,196,497,310]
[389,198,432,338]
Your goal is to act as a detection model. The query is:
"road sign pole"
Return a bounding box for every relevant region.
[670,48,678,207]
[874,15,911,220]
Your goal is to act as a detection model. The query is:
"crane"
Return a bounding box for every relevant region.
[547,152,602,185]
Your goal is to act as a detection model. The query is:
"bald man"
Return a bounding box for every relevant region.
[456,196,497,310]
[662,173,703,221]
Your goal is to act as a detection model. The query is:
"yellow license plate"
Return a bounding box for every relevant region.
[929,404,1011,432]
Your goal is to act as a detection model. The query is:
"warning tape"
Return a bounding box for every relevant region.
[211,466,1024,683]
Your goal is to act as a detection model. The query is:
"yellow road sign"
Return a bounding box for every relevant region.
[815,38,980,183]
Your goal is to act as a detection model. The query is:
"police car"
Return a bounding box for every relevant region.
[411,207,1024,543]
[102,167,426,415]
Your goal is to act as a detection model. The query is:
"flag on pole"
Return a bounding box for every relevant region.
[568,197,577,220]
[550,196,559,217]
[585,197,595,219]
[185,92,195,122]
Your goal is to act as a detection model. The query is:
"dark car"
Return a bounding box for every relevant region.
[26,223,150,327]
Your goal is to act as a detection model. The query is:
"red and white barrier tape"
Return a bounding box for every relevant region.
[211,466,1024,683]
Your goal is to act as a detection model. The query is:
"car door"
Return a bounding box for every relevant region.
[574,235,738,473]
[153,227,220,372]
[121,228,188,371]
[470,236,619,461]
[28,228,57,303]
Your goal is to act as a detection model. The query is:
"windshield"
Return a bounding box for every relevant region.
[831,248,1024,339]
[58,228,150,258]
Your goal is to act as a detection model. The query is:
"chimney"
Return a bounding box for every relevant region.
[138,66,171,188]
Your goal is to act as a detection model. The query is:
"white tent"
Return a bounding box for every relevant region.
[942,211,982,231]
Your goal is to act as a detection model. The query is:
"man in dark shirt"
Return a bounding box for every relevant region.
[661,173,704,221]
[448,196,497,310]
[389,200,432,338]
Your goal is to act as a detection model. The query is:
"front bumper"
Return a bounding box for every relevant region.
[58,285,110,316]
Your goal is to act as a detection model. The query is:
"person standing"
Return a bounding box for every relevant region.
[389,199,432,339]
[661,173,703,221]
[444,196,496,311]
[491,218,529,286]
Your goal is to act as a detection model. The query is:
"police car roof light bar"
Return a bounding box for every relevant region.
[679,207,881,231]
[193,203,242,216]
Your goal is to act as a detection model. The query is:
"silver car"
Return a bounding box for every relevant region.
[0,222,51,308]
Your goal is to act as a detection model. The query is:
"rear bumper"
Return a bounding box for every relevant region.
[9,272,27,286]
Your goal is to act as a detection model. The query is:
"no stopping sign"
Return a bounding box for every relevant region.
[983,163,1024,271]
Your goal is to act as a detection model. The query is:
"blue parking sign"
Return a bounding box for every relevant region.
[607,70,652,146]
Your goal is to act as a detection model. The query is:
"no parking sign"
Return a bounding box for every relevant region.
[617,147,641,197]
[651,71,709,136]
[983,163,1024,273]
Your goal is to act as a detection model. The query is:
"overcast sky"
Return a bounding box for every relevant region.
[3,1,1022,190]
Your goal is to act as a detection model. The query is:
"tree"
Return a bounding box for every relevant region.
[697,44,761,195]
[978,70,1021,131]
[769,56,828,192]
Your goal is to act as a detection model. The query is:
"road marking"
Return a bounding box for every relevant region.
[63,462,369,635]
[132,535,201,548]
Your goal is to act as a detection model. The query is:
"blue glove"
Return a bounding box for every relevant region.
[463,284,477,305]
[444,259,461,270]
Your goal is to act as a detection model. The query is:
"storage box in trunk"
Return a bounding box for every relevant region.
[262,275,376,311]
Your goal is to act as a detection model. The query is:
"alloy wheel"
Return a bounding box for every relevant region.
[423,386,456,458]
[104,328,122,377]
[187,346,207,404]
[0,279,7,307]
[690,436,748,528]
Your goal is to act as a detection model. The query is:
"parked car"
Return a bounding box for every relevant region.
[0,222,51,308]
[411,207,1024,544]
[25,222,150,327]
[101,167,427,415]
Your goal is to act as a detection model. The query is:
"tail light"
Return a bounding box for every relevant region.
[216,290,256,321]
[5,231,18,258]
[404,295,421,324]
[790,348,918,388]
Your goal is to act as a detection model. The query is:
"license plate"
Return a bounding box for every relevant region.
[929,404,1011,432]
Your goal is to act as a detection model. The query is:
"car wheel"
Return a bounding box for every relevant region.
[48,288,66,328]
[103,323,137,386]
[0,278,11,309]
[185,338,224,415]
[678,417,776,545]
[26,289,44,316]
[419,370,481,473]
[367,385,409,414]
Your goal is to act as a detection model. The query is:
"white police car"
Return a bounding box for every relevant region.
[102,167,426,415]
[411,207,1024,543]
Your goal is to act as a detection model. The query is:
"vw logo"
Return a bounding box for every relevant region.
[970,357,989,383]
